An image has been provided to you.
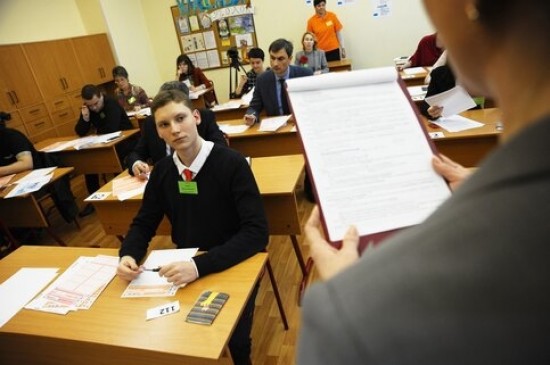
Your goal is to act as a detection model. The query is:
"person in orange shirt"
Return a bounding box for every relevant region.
[306,0,345,62]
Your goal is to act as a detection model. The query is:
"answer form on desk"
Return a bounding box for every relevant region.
[25,255,119,314]
[432,115,484,133]
[122,248,198,298]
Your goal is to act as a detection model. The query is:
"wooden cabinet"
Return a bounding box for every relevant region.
[23,39,84,99]
[72,34,116,85]
[0,34,116,143]
[0,45,43,111]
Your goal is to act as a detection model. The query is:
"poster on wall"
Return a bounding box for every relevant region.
[171,3,258,71]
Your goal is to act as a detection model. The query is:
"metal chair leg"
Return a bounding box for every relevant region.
[265,257,289,330]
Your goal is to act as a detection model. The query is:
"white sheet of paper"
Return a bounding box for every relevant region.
[432,115,485,133]
[287,67,451,243]
[425,85,477,117]
[122,248,198,298]
[218,124,250,135]
[4,174,53,198]
[258,115,290,132]
[403,67,426,75]
[13,167,56,184]
[0,268,59,327]
[127,107,151,117]
[241,87,254,105]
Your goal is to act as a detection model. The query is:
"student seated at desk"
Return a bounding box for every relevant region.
[1,112,78,224]
[117,89,268,365]
[125,81,227,179]
[176,54,217,107]
[401,32,444,69]
[112,65,151,111]
[232,47,266,99]
[0,112,41,176]
[75,84,134,217]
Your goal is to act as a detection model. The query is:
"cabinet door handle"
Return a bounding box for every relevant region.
[63,78,68,89]
[7,91,15,105]
[12,91,19,104]
[54,100,64,106]
[34,121,45,127]
[29,108,40,114]
[98,67,102,78]
[59,112,68,117]
[60,78,65,90]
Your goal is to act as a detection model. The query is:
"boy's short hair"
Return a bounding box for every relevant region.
[81,84,100,100]
[314,0,326,6]
[112,65,129,79]
[247,47,265,61]
[151,89,193,115]
[159,81,190,97]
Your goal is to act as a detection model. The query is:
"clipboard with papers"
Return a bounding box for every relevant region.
[286,67,452,252]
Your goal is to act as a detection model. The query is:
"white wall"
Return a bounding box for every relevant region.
[99,0,162,98]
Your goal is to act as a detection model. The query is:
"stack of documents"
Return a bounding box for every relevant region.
[287,67,451,249]
[24,255,119,315]
[3,167,56,198]
[258,115,290,132]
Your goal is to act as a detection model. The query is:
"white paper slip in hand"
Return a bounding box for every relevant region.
[425,85,476,117]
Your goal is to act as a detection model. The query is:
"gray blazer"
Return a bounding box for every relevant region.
[298,115,550,364]
[245,65,313,120]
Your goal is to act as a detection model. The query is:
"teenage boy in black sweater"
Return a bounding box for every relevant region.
[117,89,268,365]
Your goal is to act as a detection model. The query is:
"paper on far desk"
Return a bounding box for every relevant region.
[432,114,484,133]
[111,174,148,201]
[425,85,476,117]
[122,248,198,298]
[4,173,53,198]
[0,268,59,327]
[258,115,290,132]
[126,107,151,117]
[402,66,426,75]
[287,67,451,244]
[218,123,250,135]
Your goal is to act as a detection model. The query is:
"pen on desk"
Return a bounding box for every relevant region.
[143,267,161,272]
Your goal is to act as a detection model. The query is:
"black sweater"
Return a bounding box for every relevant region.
[119,144,269,276]
[75,95,133,136]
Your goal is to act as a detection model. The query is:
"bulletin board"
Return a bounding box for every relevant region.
[170,1,258,70]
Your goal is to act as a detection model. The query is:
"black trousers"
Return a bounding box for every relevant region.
[84,174,100,195]
[325,48,341,62]
[229,283,259,365]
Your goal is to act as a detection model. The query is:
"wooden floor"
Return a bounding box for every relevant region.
[3,173,316,365]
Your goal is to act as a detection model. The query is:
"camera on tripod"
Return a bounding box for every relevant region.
[227,47,241,68]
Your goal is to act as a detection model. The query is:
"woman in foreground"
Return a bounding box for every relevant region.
[298,0,550,363]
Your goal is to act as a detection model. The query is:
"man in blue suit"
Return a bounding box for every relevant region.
[244,38,313,125]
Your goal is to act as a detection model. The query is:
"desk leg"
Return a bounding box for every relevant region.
[0,219,19,251]
[291,234,313,306]
[266,258,289,330]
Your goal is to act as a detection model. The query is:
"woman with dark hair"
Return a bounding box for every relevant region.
[112,65,150,111]
[294,31,328,75]
[175,54,216,107]
[299,0,550,363]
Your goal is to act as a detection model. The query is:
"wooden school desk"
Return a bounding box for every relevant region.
[399,67,429,86]
[219,119,302,157]
[0,246,267,365]
[425,108,502,167]
[327,58,352,72]
[213,104,249,122]
[0,167,74,246]
[34,129,140,175]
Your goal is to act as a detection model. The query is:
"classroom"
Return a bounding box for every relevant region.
[4,0,546,364]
